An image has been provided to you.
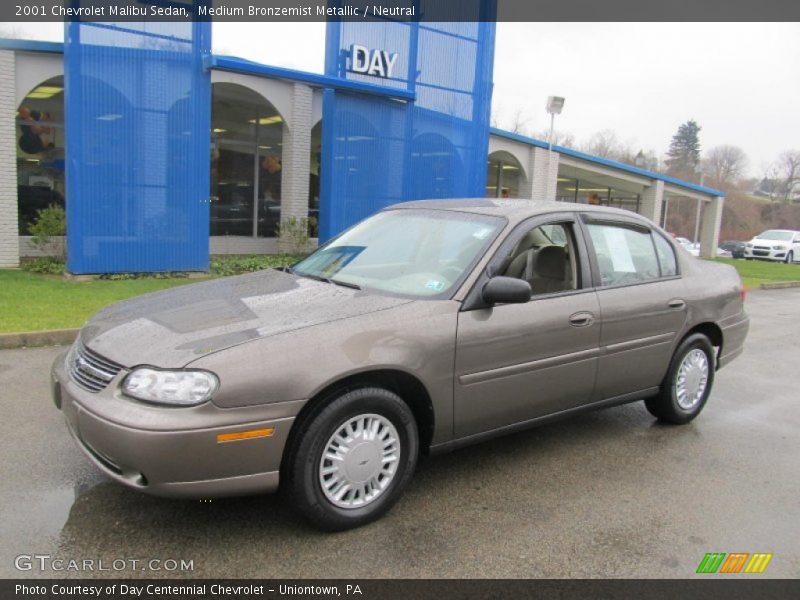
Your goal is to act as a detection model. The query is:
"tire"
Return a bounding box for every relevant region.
[645,333,715,425]
[283,387,418,531]
[785,251,794,264]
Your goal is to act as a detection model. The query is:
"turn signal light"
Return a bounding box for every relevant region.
[217,428,275,443]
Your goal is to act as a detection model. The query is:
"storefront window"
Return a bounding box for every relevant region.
[556,176,640,212]
[486,151,524,198]
[210,83,283,237]
[16,76,65,235]
[309,121,322,237]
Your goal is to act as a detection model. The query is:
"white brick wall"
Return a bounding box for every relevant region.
[279,83,313,253]
[699,196,724,258]
[0,50,19,267]
[528,147,559,202]
[640,180,664,225]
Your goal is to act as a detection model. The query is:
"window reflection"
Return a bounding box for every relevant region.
[16,76,65,236]
[210,83,283,238]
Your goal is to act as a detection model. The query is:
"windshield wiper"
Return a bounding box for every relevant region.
[329,278,360,290]
[287,268,360,290]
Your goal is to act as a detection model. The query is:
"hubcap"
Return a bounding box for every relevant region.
[675,348,709,410]
[319,413,400,509]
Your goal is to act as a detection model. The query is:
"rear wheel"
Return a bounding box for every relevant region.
[284,387,418,530]
[645,333,715,425]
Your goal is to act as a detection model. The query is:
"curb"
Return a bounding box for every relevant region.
[0,328,79,350]
[759,281,800,290]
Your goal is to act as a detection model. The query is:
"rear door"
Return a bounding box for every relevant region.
[578,215,688,400]
[454,214,601,438]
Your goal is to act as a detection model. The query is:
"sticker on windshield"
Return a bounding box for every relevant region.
[473,227,492,240]
[425,280,445,292]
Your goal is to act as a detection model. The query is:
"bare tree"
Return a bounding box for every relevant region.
[534,129,575,148]
[507,107,531,135]
[703,145,748,190]
[582,129,621,159]
[774,150,800,202]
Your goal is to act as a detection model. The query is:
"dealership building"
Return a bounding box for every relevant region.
[0,18,725,273]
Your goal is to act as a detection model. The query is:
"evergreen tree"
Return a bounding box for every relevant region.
[666,120,702,177]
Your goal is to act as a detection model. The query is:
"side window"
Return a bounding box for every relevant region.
[502,222,580,295]
[653,233,678,277]
[587,223,661,286]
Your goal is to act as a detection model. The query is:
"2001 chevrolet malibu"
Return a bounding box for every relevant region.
[52,199,749,530]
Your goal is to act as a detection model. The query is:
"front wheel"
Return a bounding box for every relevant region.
[283,387,418,530]
[786,251,794,264]
[645,333,715,425]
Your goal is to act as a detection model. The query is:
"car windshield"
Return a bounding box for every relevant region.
[292,209,504,298]
[757,230,793,241]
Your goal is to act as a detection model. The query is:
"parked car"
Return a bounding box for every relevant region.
[52,199,750,530]
[674,237,731,258]
[744,229,800,263]
[719,240,746,259]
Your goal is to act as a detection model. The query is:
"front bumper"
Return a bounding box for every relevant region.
[744,247,788,261]
[52,350,303,498]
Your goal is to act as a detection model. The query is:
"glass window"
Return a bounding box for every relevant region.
[653,233,677,277]
[501,223,579,295]
[486,152,523,198]
[210,83,283,238]
[587,223,661,286]
[16,76,65,236]
[292,209,503,298]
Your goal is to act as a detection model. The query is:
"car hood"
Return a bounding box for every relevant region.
[79,269,412,367]
[750,237,788,245]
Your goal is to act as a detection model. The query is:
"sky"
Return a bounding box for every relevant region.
[5,21,799,177]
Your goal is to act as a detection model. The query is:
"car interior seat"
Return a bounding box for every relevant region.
[529,245,569,294]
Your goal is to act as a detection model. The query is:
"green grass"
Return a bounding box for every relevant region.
[710,257,800,289]
[2,254,303,334]
[0,270,210,333]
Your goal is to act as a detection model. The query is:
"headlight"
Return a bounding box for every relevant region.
[773,245,786,250]
[745,243,753,248]
[122,368,219,406]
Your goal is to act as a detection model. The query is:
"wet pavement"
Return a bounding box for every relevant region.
[1,289,798,579]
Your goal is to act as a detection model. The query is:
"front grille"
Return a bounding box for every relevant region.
[754,246,771,251]
[753,250,769,257]
[67,341,123,393]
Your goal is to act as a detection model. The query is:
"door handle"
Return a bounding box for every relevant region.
[568,312,594,327]
[668,299,686,310]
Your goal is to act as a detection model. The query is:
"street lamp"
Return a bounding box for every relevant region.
[545,96,565,152]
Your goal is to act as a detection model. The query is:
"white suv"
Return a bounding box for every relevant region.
[744,229,800,263]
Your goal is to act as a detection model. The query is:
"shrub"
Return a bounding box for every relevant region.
[210,254,302,277]
[22,256,65,275]
[28,204,66,259]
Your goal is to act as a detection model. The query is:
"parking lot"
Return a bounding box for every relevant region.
[1,289,798,579]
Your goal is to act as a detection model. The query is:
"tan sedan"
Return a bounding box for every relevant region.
[52,199,749,530]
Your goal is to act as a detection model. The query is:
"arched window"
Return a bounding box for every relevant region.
[16,76,64,236]
[486,151,525,199]
[211,83,284,238]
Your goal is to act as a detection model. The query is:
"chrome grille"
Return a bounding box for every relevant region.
[67,342,123,393]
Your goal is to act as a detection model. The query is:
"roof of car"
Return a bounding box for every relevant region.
[386,198,646,225]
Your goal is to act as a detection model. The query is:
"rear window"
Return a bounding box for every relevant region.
[587,223,661,286]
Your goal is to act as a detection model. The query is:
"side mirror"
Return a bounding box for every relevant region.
[482,276,532,305]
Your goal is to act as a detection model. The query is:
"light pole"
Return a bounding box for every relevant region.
[545,96,565,151]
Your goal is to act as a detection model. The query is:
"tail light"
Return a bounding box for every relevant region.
[740,284,747,302]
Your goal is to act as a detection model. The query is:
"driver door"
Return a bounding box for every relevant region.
[453,215,601,439]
